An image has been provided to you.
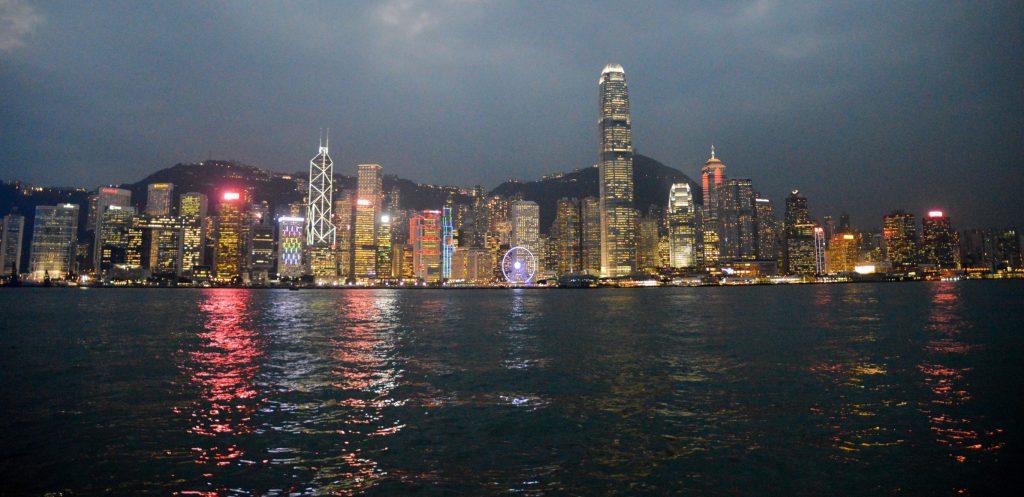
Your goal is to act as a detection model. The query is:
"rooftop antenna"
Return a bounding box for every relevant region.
[711,143,716,160]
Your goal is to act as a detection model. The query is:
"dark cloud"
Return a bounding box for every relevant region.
[1,0,1021,229]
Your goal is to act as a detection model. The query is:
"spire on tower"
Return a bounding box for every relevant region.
[325,128,330,150]
[319,128,323,148]
[711,144,716,160]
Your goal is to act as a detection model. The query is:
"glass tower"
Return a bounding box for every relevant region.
[306,132,335,247]
[599,64,635,277]
[667,183,698,269]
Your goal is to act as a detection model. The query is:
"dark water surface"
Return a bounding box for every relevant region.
[1,282,1023,496]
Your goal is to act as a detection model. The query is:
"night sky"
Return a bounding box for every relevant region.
[1,0,1022,229]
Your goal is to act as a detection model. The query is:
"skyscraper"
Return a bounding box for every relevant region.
[636,215,660,273]
[598,64,635,277]
[720,178,757,261]
[783,190,816,275]
[29,204,79,281]
[277,216,305,279]
[701,146,726,268]
[441,206,455,281]
[1,211,25,275]
[920,210,959,269]
[178,192,208,276]
[306,133,335,246]
[145,183,174,216]
[333,192,354,280]
[214,191,245,283]
[754,197,778,262]
[410,210,442,284]
[667,183,698,269]
[581,196,602,275]
[509,200,540,255]
[353,163,383,280]
[377,213,394,280]
[92,187,132,272]
[551,198,582,276]
[883,210,917,269]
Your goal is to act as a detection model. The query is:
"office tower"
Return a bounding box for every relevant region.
[720,178,757,261]
[333,192,354,279]
[354,163,383,280]
[441,206,455,280]
[667,183,698,269]
[97,205,141,272]
[214,191,245,282]
[1,211,25,275]
[581,196,601,275]
[701,146,726,267]
[277,216,305,279]
[599,64,635,277]
[29,204,79,281]
[377,213,394,280]
[813,226,827,275]
[783,190,816,275]
[451,248,494,284]
[86,192,99,232]
[306,133,335,246]
[960,228,993,269]
[138,215,183,275]
[249,223,275,282]
[837,213,851,233]
[307,245,337,280]
[92,187,132,271]
[509,200,540,256]
[178,192,208,276]
[636,215,660,273]
[145,183,174,216]
[551,198,582,275]
[994,228,1021,269]
[826,232,860,273]
[410,210,442,283]
[754,197,778,262]
[883,210,917,268]
[920,210,959,268]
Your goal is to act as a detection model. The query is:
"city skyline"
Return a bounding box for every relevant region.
[0,1,1021,230]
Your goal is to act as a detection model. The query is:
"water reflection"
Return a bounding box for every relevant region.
[179,289,264,474]
[919,282,1003,467]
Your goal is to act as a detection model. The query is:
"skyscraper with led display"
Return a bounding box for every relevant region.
[441,206,455,280]
[354,163,382,280]
[377,213,394,280]
[667,183,698,269]
[29,204,79,281]
[701,147,726,268]
[599,64,635,277]
[306,133,335,246]
[277,216,305,279]
[921,210,959,269]
[146,183,174,216]
[214,191,244,282]
[410,210,442,283]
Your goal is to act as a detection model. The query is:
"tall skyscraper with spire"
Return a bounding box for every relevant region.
[598,64,635,277]
[306,130,335,247]
[701,146,726,267]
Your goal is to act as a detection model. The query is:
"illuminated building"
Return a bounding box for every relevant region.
[813,226,827,275]
[441,206,455,280]
[720,178,757,261]
[307,245,337,280]
[29,204,79,281]
[701,146,726,267]
[754,197,778,262]
[581,196,601,275]
[410,210,442,283]
[98,206,141,272]
[354,163,383,280]
[145,183,174,216]
[667,183,698,269]
[248,223,275,282]
[333,193,353,279]
[783,190,816,275]
[178,192,208,276]
[883,210,917,268]
[306,132,336,246]
[551,198,582,275]
[214,191,245,283]
[451,248,494,284]
[994,229,1022,269]
[137,215,184,275]
[276,216,304,279]
[826,233,860,273]
[1,211,25,275]
[376,213,393,280]
[920,210,959,269]
[92,187,131,271]
[636,215,660,273]
[598,64,636,277]
[392,243,415,279]
[510,200,540,256]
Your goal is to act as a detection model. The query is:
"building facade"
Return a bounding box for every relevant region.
[598,64,635,277]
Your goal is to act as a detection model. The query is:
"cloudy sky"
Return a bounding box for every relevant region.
[1,0,1021,228]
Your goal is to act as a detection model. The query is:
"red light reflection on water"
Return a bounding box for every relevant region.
[919,283,1003,465]
[178,289,264,471]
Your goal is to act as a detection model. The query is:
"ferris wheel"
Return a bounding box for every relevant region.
[501,246,537,284]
